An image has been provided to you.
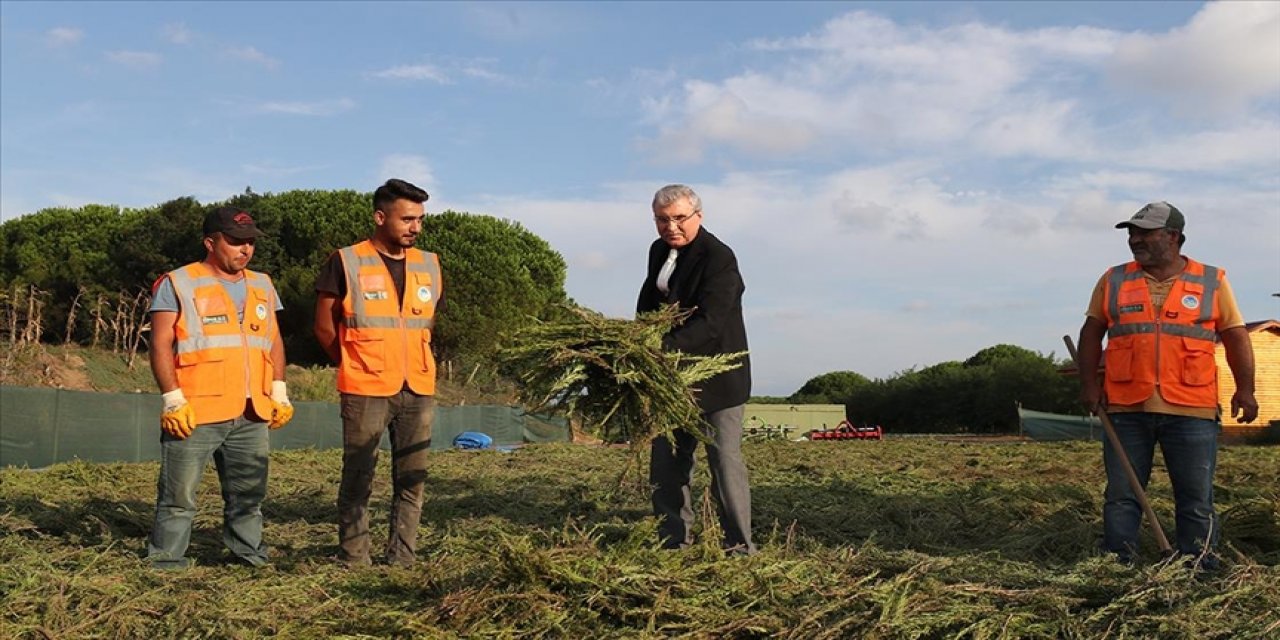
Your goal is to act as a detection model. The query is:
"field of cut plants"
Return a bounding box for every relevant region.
[2,439,1278,639]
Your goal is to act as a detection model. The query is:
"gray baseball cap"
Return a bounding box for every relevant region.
[1116,201,1185,231]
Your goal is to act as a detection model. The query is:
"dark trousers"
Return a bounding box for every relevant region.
[1103,412,1219,567]
[337,391,434,566]
[650,404,755,554]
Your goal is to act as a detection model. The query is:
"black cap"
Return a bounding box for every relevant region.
[203,206,263,239]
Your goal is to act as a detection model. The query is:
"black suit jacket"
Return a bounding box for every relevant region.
[636,228,751,413]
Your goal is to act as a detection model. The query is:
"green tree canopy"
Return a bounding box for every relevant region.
[840,347,1078,434]
[423,211,569,366]
[787,370,871,404]
[0,190,571,371]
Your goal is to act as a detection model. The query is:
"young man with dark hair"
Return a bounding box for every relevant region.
[313,178,441,568]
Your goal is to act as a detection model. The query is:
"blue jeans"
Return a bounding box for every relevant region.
[1103,412,1219,566]
[148,415,270,568]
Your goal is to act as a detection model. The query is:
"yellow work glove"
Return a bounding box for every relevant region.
[268,380,294,430]
[160,389,196,439]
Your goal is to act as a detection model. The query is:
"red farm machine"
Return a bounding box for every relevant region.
[808,420,883,441]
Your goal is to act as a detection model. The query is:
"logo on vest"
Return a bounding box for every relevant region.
[417,285,431,302]
[1181,295,1200,310]
[363,291,388,301]
[202,314,229,325]
[255,303,268,320]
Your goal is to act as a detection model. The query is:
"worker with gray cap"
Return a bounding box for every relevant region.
[1075,201,1257,570]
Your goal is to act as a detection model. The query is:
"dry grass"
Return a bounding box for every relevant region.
[2,439,1277,638]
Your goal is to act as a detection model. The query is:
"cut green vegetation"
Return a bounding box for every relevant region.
[498,305,745,445]
[2,440,1277,638]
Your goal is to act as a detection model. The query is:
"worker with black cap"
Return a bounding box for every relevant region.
[145,205,294,568]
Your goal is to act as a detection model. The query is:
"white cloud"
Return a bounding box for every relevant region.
[981,202,1045,237]
[1108,1,1280,114]
[45,27,83,48]
[106,50,162,68]
[372,64,449,83]
[370,59,513,85]
[460,63,511,84]
[1051,190,1134,231]
[971,98,1092,159]
[162,22,192,45]
[1050,171,1169,194]
[640,11,1123,162]
[226,45,280,69]
[1113,120,1280,172]
[641,80,817,163]
[378,155,436,192]
[257,98,355,116]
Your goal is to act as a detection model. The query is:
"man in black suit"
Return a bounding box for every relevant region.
[636,184,755,555]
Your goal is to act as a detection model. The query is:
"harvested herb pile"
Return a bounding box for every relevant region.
[2,441,1278,638]
[498,305,745,444]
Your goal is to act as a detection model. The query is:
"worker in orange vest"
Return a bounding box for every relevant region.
[147,206,293,569]
[314,178,441,568]
[1077,201,1257,570]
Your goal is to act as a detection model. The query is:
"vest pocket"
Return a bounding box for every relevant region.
[1104,343,1134,383]
[419,330,433,372]
[1182,337,1216,386]
[343,332,386,373]
[176,350,225,396]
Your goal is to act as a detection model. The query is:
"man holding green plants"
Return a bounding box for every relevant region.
[637,184,755,556]
[146,206,293,569]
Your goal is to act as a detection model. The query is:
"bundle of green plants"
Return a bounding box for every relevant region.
[497,304,745,446]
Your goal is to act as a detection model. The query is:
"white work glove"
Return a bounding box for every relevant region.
[160,389,195,439]
[268,380,294,430]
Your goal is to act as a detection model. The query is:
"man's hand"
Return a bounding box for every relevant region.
[160,389,196,439]
[268,380,294,430]
[1079,382,1107,415]
[1231,389,1258,424]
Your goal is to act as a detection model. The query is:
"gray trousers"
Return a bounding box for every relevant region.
[650,404,755,554]
[337,391,434,567]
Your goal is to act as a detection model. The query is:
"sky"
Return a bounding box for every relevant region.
[2,1,1278,396]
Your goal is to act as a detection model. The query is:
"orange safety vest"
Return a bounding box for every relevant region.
[1100,258,1223,408]
[336,240,441,396]
[165,262,278,424]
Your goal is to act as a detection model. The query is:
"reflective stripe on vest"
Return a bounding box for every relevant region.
[336,240,441,396]
[167,263,276,423]
[1100,258,1222,408]
[339,245,440,330]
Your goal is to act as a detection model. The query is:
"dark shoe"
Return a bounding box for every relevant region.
[237,554,269,568]
[337,553,372,568]
[149,557,193,570]
[1183,553,1221,575]
[384,554,416,569]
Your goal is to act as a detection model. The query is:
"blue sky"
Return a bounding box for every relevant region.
[2,1,1278,395]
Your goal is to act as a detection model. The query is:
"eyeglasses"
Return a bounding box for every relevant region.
[653,212,700,226]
